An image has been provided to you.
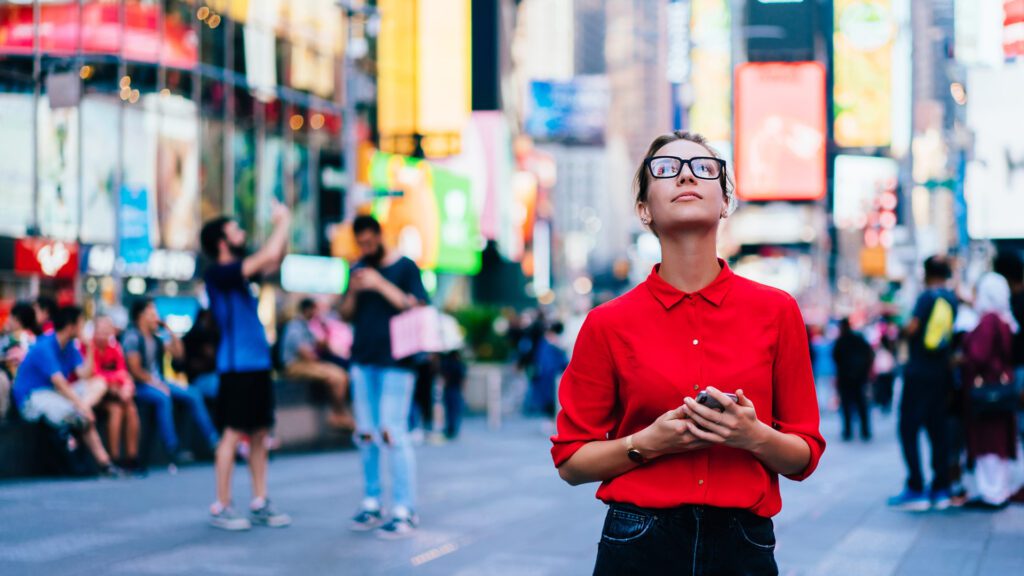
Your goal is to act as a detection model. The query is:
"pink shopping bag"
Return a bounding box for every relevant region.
[389,306,443,360]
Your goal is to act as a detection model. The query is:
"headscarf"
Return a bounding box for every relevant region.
[974,272,1019,334]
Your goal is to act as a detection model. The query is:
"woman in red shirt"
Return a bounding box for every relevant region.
[551,131,825,575]
[90,316,141,470]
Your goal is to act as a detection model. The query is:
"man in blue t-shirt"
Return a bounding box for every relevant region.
[199,202,293,531]
[13,306,119,476]
[339,215,429,539]
[889,255,958,512]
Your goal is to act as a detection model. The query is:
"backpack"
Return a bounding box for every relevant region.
[923,294,954,352]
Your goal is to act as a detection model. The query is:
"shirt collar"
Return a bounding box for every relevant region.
[645,259,734,310]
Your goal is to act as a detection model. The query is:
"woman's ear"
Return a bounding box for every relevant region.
[637,204,651,226]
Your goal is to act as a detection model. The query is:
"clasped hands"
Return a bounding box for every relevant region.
[632,387,769,460]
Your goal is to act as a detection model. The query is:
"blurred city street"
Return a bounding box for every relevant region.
[2,1,1024,575]
[2,409,1023,576]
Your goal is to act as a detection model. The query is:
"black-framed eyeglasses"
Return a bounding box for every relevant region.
[645,156,726,180]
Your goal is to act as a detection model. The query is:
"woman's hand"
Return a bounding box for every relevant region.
[681,387,770,452]
[633,406,711,459]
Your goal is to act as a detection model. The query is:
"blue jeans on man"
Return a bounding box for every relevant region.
[135,380,219,456]
[350,364,417,513]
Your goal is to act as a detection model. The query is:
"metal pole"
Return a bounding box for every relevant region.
[342,11,359,221]
[32,0,41,235]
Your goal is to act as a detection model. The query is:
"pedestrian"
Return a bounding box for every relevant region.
[280,298,354,429]
[200,202,293,531]
[12,306,121,477]
[340,214,429,539]
[89,315,142,473]
[526,321,568,419]
[551,131,825,575]
[888,255,958,511]
[872,332,898,413]
[832,317,874,441]
[993,251,1024,449]
[959,272,1021,508]
[34,295,58,335]
[124,298,219,468]
[438,311,467,440]
[180,307,221,403]
[0,301,38,420]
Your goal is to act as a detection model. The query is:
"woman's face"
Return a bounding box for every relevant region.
[639,139,727,234]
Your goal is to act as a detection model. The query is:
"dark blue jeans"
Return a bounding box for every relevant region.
[593,503,779,576]
[898,366,951,492]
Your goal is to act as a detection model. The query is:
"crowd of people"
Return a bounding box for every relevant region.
[823,253,1024,511]
[0,209,472,540]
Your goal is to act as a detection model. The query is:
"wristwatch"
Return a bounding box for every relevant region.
[625,434,647,465]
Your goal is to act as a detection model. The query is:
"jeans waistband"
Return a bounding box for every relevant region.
[608,502,763,523]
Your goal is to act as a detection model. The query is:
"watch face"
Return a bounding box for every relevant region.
[628,449,645,464]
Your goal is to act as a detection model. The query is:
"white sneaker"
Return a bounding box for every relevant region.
[210,506,252,531]
[376,514,418,539]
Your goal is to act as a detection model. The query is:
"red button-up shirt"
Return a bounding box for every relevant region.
[551,261,825,518]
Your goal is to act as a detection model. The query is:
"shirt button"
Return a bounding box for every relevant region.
[692,339,699,345]
[693,384,699,391]
[698,479,704,485]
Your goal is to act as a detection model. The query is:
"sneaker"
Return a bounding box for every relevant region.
[250,500,292,528]
[98,463,124,479]
[210,506,252,531]
[350,508,384,532]
[930,489,952,511]
[377,514,419,540]
[887,488,931,512]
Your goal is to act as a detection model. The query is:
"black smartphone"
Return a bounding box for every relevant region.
[695,391,739,412]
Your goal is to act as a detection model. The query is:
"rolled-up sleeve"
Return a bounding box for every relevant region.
[550,312,619,468]
[772,297,826,481]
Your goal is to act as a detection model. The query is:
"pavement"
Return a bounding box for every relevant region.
[1,407,1023,576]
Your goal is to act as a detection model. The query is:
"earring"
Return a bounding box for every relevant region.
[641,217,650,226]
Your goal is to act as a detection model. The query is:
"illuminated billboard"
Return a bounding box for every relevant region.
[0,2,197,67]
[965,67,1024,239]
[833,0,896,148]
[525,76,609,144]
[378,0,472,158]
[735,62,826,201]
[834,155,899,230]
[363,152,482,275]
[689,0,731,144]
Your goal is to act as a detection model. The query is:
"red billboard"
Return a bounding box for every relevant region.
[0,2,197,68]
[14,238,80,280]
[735,62,827,201]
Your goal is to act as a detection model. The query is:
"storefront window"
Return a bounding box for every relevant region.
[289,133,316,254]
[123,93,159,261]
[0,53,35,237]
[233,89,257,236]
[199,115,226,220]
[199,77,226,220]
[157,93,199,250]
[80,95,120,245]
[257,101,285,242]
[37,85,80,241]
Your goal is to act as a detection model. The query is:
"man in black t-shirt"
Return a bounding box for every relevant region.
[339,215,428,539]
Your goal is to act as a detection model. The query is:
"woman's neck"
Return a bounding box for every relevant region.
[657,228,721,294]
